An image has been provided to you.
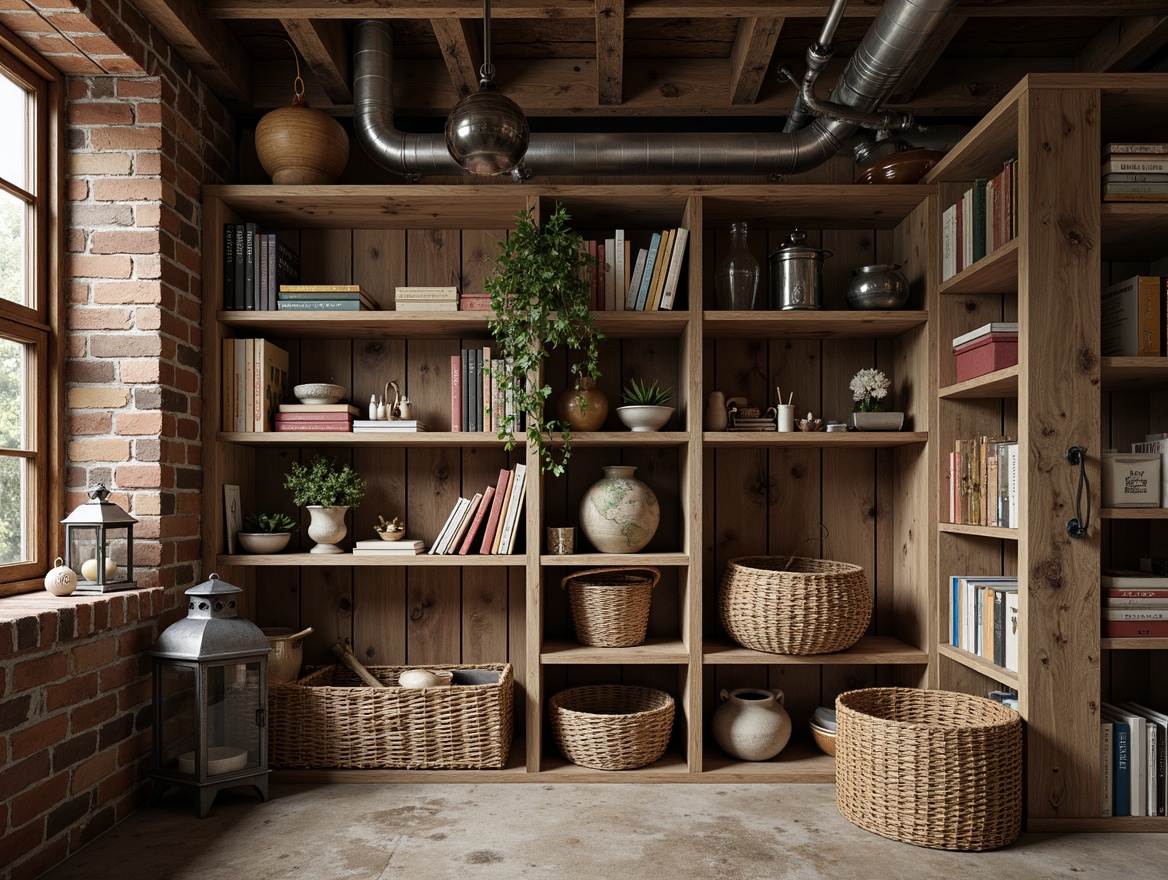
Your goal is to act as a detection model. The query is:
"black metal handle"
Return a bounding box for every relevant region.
[1065,446,1090,539]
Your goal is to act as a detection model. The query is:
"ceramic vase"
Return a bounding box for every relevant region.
[556,377,608,432]
[255,100,350,185]
[705,391,729,431]
[306,505,348,553]
[579,465,659,553]
[712,688,792,761]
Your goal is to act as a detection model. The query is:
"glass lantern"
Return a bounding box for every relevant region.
[62,483,137,592]
[150,574,271,818]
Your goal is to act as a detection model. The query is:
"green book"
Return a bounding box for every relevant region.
[276,300,362,311]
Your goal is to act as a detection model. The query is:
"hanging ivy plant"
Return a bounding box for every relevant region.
[485,201,602,475]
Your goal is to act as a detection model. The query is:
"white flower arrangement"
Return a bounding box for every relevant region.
[849,368,890,412]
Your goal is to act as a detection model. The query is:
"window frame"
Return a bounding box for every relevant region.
[0,25,64,596]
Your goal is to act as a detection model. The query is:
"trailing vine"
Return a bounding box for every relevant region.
[485,202,602,475]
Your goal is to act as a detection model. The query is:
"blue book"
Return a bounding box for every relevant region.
[1112,716,1132,817]
[949,576,961,647]
[634,232,661,311]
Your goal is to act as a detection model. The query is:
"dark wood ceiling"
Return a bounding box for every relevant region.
[133,1,1168,124]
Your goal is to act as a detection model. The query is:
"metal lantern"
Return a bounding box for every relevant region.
[62,483,138,593]
[150,574,271,818]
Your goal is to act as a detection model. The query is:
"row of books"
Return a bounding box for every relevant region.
[940,158,1018,282]
[946,435,1019,528]
[451,348,517,433]
[1102,142,1168,202]
[276,284,379,312]
[430,464,527,556]
[1101,275,1168,357]
[618,227,688,311]
[1102,570,1168,638]
[221,338,289,433]
[223,223,300,311]
[1101,701,1168,817]
[947,575,1019,672]
[275,403,355,433]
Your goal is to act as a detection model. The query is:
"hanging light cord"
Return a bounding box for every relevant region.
[480,0,495,83]
[285,38,306,105]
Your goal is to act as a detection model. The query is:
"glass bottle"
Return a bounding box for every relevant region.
[714,222,760,310]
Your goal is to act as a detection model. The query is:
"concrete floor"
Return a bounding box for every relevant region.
[39,784,1166,880]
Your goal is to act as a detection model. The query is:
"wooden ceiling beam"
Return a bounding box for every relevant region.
[133,0,250,104]
[729,17,783,105]
[281,19,352,105]
[596,1,624,106]
[887,14,966,105]
[430,18,482,100]
[201,1,1168,20]
[1076,15,1168,72]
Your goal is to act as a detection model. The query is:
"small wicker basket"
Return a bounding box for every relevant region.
[835,687,1022,851]
[718,556,872,654]
[549,685,674,770]
[561,567,660,648]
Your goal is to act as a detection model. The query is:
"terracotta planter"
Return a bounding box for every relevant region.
[255,101,350,185]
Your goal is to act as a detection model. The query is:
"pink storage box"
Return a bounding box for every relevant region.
[954,332,1018,382]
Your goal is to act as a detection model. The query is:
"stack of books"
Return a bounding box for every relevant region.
[1101,275,1167,357]
[1102,570,1168,638]
[352,538,425,556]
[277,285,379,312]
[947,435,1019,528]
[1102,143,1168,202]
[451,347,515,432]
[940,158,1017,281]
[395,286,458,312]
[430,464,526,555]
[459,291,492,311]
[223,223,300,311]
[274,403,357,433]
[1101,701,1168,817]
[621,227,689,311]
[221,338,289,432]
[952,322,1019,382]
[948,575,1019,671]
[352,419,427,433]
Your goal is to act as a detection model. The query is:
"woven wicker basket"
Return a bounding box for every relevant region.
[268,663,513,770]
[835,687,1022,851]
[562,567,660,647]
[718,556,871,654]
[549,685,674,770]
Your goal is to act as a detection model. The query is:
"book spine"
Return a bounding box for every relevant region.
[276,300,362,311]
[243,338,254,431]
[244,222,257,310]
[660,227,689,311]
[1101,721,1114,817]
[635,233,661,311]
[627,248,648,309]
[223,223,235,309]
[266,234,278,311]
[277,291,367,300]
[482,346,491,433]
[1103,157,1168,173]
[233,224,245,310]
[1105,143,1168,154]
[221,338,233,432]
[614,229,625,309]
[993,588,1006,666]
[458,485,496,554]
[450,354,462,432]
[233,338,244,432]
[461,349,470,433]
[972,179,987,263]
[1104,620,1168,637]
[274,421,353,431]
[1005,591,1020,672]
[258,233,269,312]
[1114,721,1132,816]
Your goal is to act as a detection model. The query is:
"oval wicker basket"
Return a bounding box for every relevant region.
[835,688,1022,851]
[718,556,872,655]
[561,567,660,647]
[549,685,674,770]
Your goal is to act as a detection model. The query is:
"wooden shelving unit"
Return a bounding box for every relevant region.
[937,523,1019,539]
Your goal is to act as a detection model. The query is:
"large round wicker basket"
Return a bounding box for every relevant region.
[549,685,674,770]
[562,567,660,647]
[835,688,1022,851]
[718,556,871,654]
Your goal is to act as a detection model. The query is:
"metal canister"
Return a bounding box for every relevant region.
[768,230,831,310]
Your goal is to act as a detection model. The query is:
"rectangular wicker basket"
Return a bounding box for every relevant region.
[268,663,513,770]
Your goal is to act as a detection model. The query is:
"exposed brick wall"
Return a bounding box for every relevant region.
[0,2,236,877]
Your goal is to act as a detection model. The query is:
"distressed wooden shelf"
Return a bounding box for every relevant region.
[937,643,1019,686]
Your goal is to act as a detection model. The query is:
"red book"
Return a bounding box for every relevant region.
[450,354,462,432]
[275,411,353,422]
[275,421,352,432]
[1104,620,1168,638]
[1107,589,1168,599]
[478,468,512,554]
[458,485,496,554]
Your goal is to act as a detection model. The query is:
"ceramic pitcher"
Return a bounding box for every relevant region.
[705,391,729,431]
[712,687,792,761]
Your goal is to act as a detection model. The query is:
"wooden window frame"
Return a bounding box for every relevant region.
[0,25,64,596]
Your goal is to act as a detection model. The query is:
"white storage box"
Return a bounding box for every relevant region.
[1102,453,1161,508]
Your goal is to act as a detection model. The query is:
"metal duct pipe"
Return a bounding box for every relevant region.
[354,0,960,179]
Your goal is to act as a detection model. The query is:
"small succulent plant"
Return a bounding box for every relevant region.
[242,511,299,533]
[621,378,673,407]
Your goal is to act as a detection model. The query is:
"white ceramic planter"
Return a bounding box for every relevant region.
[306,505,348,553]
[712,688,792,761]
[237,532,292,554]
[850,411,904,431]
[616,405,673,432]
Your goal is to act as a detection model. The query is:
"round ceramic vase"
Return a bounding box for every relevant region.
[255,103,350,185]
[578,465,660,553]
[712,688,792,761]
[556,378,609,432]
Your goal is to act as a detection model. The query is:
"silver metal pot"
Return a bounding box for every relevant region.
[846,263,910,309]
[769,230,831,310]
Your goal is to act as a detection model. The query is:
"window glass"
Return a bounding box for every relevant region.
[0,71,26,190]
[0,455,26,564]
[0,336,26,449]
[0,189,27,305]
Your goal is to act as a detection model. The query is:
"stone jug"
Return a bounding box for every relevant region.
[712,687,792,761]
[705,391,729,431]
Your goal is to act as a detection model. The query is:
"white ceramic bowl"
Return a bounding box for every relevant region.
[293,382,346,405]
[616,405,674,432]
[178,745,248,776]
[397,669,454,688]
[238,532,291,554]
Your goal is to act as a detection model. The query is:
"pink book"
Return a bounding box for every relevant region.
[478,468,512,554]
[450,354,462,432]
[458,485,496,554]
[275,421,352,432]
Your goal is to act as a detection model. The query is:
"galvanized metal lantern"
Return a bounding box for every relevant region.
[62,483,138,593]
[150,573,271,818]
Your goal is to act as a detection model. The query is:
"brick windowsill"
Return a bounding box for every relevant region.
[0,586,166,653]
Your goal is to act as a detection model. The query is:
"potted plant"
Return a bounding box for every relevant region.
[283,454,367,553]
[848,368,903,431]
[238,511,299,554]
[485,201,603,475]
[616,378,674,432]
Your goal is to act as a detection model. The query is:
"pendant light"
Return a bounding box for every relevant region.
[444,0,530,175]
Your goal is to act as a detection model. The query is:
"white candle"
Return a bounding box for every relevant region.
[81,557,118,581]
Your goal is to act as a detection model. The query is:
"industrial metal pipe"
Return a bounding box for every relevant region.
[354,0,960,178]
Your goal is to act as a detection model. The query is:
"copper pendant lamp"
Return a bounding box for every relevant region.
[444,0,530,175]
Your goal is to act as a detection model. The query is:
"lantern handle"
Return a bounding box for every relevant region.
[208,572,220,582]
[88,483,111,501]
